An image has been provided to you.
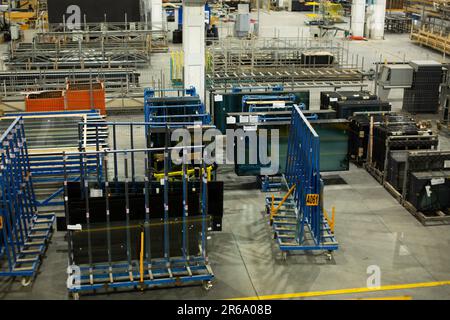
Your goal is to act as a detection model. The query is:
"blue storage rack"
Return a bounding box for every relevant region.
[2,110,107,208]
[242,94,297,113]
[64,146,214,299]
[268,105,338,257]
[0,117,54,285]
[144,87,211,127]
[260,175,283,192]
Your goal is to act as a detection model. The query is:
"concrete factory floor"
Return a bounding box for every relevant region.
[1,11,450,300]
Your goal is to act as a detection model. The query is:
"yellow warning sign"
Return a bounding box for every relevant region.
[306,194,319,206]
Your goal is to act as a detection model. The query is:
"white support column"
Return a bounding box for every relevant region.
[351,0,366,37]
[183,0,205,102]
[149,0,163,30]
[370,0,386,39]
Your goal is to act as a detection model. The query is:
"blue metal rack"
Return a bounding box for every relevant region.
[2,110,107,208]
[144,86,197,102]
[231,85,284,94]
[268,105,338,258]
[144,87,210,128]
[0,117,54,285]
[64,146,214,299]
[260,175,282,192]
[242,94,297,113]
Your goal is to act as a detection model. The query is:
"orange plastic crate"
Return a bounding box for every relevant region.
[65,82,106,115]
[25,91,65,112]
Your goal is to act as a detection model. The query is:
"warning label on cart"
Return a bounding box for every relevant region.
[0,216,3,229]
[306,194,319,206]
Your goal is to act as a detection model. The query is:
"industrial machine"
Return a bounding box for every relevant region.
[376,61,443,114]
[320,90,390,118]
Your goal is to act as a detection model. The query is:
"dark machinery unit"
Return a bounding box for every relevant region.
[320,91,379,110]
[406,171,450,214]
[47,0,141,24]
[386,150,445,193]
[301,52,335,66]
[386,151,409,192]
[402,61,443,114]
[348,113,388,165]
[335,100,391,119]
[371,119,438,172]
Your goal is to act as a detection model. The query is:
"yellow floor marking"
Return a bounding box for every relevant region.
[228,280,450,300]
[353,296,412,300]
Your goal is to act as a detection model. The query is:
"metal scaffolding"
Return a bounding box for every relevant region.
[6,24,168,70]
[205,37,366,91]
[0,69,140,99]
[206,37,365,73]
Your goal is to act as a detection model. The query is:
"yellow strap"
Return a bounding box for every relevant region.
[153,166,214,181]
[270,185,296,221]
[139,231,144,283]
[323,207,336,234]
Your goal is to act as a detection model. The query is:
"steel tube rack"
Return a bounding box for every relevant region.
[6,27,168,70]
[269,105,338,258]
[0,117,55,285]
[1,111,108,209]
[0,69,140,99]
[64,145,213,299]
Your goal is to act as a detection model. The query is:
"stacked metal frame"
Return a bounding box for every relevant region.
[366,118,439,182]
[0,69,140,100]
[269,105,338,256]
[206,38,366,90]
[0,117,55,285]
[242,94,298,113]
[0,111,108,210]
[144,87,213,173]
[64,145,214,299]
[320,90,377,110]
[144,87,210,129]
[384,15,412,33]
[6,27,168,70]
[348,112,394,166]
[212,86,311,133]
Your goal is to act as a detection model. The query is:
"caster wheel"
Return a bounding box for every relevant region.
[72,292,80,300]
[326,251,333,261]
[202,281,213,291]
[282,252,288,261]
[21,277,32,287]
